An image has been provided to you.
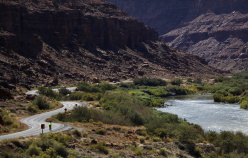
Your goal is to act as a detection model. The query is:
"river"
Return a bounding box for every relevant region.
[158,95,248,134]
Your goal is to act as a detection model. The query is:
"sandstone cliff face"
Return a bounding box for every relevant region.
[106,0,248,71]
[106,0,248,34]
[0,0,221,88]
[161,12,248,71]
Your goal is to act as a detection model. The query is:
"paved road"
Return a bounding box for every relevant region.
[0,101,88,141]
[25,87,77,95]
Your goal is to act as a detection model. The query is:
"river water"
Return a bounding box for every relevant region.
[158,95,248,134]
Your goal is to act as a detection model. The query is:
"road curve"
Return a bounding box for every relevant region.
[25,87,77,95]
[0,101,88,141]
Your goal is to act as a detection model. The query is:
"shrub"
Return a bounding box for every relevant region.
[214,76,229,83]
[154,128,167,138]
[96,129,106,135]
[83,133,88,138]
[72,129,81,137]
[26,145,42,156]
[38,87,58,98]
[133,77,167,86]
[28,105,38,113]
[217,131,236,153]
[56,113,64,121]
[45,147,56,157]
[119,82,135,88]
[165,86,189,95]
[225,96,240,103]
[98,83,116,92]
[171,78,183,86]
[194,78,202,84]
[32,96,50,110]
[69,92,83,100]
[213,93,224,102]
[59,87,71,96]
[152,137,161,142]
[134,148,143,156]
[158,148,167,156]
[77,82,95,92]
[90,142,109,155]
[4,116,13,125]
[53,142,68,157]
[140,138,145,144]
[82,93,94,101]
[187,78,193,83]
[240,100,248,109]
[136,129,147,136]
[228,87,243,96]
[11,123,18,128]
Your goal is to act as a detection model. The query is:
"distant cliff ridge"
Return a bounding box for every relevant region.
[106,0,248,35]
[0,0,221,88]
[106,0,248,71]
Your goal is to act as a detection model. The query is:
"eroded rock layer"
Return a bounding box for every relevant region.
[107,0,248,71]
[0,0,221,88]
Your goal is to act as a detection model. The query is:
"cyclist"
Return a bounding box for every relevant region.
[49,121,52,131]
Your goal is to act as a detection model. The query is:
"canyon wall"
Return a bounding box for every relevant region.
[0,0,221,88]
[107,0,248,71]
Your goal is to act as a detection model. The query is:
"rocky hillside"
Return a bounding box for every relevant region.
[106,0,248,71]
[0,0,221,89]
[161,11,248,71]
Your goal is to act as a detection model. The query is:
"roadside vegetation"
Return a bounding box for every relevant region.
[27,95,60,114]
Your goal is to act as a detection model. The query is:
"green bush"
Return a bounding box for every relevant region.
[165,86,190,95]
[158,148,167,156]
[72,129,81,137]
[53,142,68,157]
[213,93,224,102]
[27,105,38,113]
[38,87,58,98]
[90,142,109,155]
[4,116,13,125]
[214,76,229,83]
[171,78,183,86]
[96,129,106,135]
[187,78,193,83]
[59,87,71,96]
[32,96,50,110]
[240,100,248,109]
[26,145,42,156]
[140,138,145,144]
[69,92,83,100]
[134,148,143,156]
[119,82,135,88]
[194,78,202,84]
[133,77,167,86]
[228,87,243,96]
[68,106,91,122]
[154,128,167,138]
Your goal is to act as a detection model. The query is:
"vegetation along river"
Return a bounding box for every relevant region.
[158,95,248,134]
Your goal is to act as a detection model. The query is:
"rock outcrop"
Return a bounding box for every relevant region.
[0,0,222,88]
[106,0,248,71]
[161,12,248,71]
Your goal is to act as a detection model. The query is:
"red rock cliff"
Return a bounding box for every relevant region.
[0,0,222,88]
